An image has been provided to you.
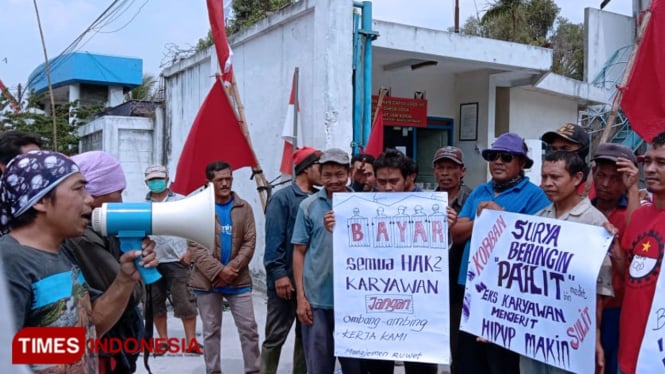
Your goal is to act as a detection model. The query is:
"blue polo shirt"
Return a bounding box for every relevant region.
[457,177,550,285]
[291,188,334,309]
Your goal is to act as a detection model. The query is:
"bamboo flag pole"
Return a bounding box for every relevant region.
[293,67,300,148]
[228,74,270,211]
[292,67,299,176]
[371,88,387,130]
[598,7,652,144]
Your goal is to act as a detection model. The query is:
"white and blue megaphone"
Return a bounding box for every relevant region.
[91,183,216,284]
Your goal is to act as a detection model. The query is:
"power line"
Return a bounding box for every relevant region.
[25,0,149,92]
[98,0,149,34]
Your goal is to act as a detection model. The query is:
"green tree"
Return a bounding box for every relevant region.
[1,95,103,155]
[524,0,559,42]
[481,0,526,41]
[461,0,582,80]
[225,0,292,35]
[551,17,585,80]
[196,30,214,51]
[477,0,558,44]
[128,74,157,100]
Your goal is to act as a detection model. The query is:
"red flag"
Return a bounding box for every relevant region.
[364,108,384,158]
[621,0,665,143]
[171,79,257,195]
[207,0,233,85]
[279,72,303,175]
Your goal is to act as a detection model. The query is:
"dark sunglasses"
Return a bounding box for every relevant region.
[486,151,514,163]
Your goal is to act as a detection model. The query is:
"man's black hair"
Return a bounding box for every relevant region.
[652,132,665,148]
[205,161,232,180]
[544,151,588,187]
[0,131,43,166]
[373,149,411,179]
[407,157,418,177]
[351,153,375,165]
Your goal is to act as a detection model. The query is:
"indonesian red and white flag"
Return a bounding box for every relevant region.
[279,72,304,175]
[207,0,233,85]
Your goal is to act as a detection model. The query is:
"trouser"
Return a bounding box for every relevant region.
[457,331,520,374]
[449,244,466,374]
[601,307,620,374]
[260,288,305,374]
[520,356,572,374]
[404,362,438,374]
[197,292,260,374]
[341,358,395,374]
[300,308,360,374]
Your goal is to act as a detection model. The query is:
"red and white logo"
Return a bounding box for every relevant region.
[13,327,201,365]
[13,327,86,365]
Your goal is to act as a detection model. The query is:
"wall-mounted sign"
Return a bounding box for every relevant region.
[372,96,428,127]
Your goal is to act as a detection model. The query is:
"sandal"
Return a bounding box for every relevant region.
[152,342,170,356]
[185,342,204,355]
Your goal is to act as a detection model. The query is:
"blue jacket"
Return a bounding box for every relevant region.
[457,177,550,285]
[263,183,313,290]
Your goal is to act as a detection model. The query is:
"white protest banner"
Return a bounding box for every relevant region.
[636,255,665,372]
[332,192,450,364]
[459,209,613,374]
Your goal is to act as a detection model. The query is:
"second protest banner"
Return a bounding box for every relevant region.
[459,209,613,374]
[333,192,450,364]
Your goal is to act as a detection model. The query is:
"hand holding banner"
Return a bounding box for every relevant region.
[460,210,613,374]
[332,192,450,364]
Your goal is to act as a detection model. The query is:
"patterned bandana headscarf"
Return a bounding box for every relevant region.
[70,151,126,197]
[0,151,80,228]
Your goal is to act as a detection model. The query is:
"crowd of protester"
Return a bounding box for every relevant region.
[0,124,661,374]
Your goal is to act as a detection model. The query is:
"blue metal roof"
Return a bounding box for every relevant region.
[27,52,142,94]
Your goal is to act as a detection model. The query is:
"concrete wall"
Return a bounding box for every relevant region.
[495,87,510,136]
[78,115,160,203]
[507,87,577,185]
[585,8,634,82]
[162,50,215,179]
[372,69,456,118]
[508,88,578,139]
[373,20,552,72]
[454,70,491,188]
[431,77,578,188]
[161,0,354,288]
[373,67,497,188]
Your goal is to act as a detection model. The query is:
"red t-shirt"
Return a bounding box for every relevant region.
[619,204,665,374]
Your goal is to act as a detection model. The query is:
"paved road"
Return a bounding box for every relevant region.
[136,292,450,373]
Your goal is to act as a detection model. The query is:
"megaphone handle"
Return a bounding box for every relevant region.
[119,237,162,285]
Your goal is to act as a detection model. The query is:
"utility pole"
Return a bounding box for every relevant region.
[455,0,460,33]
[33,0,58,150]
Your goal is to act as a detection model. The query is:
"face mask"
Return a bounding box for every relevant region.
[147,179,167,193]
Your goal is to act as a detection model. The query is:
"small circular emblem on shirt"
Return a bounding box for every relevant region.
[628,230,664,286]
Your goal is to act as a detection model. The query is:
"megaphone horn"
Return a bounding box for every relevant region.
[151,184,216,250]
[91,183,216,284]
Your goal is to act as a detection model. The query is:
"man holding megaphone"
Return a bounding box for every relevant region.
[0,151,158,374]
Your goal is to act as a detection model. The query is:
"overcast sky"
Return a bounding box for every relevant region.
[0,0,632,94]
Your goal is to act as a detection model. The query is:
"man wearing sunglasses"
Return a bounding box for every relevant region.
[451,132,550,374]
